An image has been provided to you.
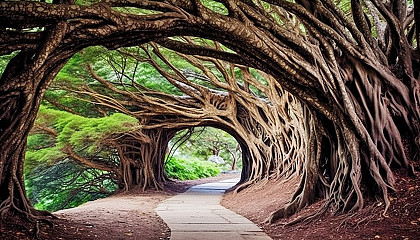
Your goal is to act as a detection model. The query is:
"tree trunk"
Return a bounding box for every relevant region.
[116,129,177,191]
[0,23,72,230]
[231,157,237,171]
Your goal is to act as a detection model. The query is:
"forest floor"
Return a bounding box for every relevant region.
[1,170,420,240]
[222,169,420,240]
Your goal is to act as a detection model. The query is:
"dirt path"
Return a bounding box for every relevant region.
[51,173,240,240]
[1,173,240,240]
[54,195,171,240]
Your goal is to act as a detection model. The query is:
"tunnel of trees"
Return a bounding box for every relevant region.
[25,44,304,200]
[0,0,419,234]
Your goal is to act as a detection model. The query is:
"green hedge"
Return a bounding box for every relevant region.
[165,156,220,180]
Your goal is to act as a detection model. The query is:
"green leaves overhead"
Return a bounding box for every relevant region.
[25,107,139,211]
[26,106,139,177]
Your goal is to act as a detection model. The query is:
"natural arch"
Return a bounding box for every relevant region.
[0,0,419,234]
[74,44,307,190]
[27,44,305,199]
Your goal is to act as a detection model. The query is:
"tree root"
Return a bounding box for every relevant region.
[233,180,254,193]
[0,179,58,239]
[0,203,57,240]
[265,198,300,224]
[336,204,383,230]
[284,204,329,227]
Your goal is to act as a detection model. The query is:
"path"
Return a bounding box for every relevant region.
[156,178,272,240]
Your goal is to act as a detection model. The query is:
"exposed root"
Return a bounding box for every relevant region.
[234,178,261,193]
[337,204,383,230]
[0,201,57,240]
[283,204,329,227]
[265,198,300,224]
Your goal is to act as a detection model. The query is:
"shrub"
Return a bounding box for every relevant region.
[165,156,220,180]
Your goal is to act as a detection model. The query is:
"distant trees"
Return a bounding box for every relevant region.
[172,127,242,171]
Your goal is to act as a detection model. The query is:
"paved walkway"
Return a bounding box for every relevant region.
[155,178,272,240]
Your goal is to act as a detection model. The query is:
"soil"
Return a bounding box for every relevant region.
[1,171,420,240]
[222,169,420,240]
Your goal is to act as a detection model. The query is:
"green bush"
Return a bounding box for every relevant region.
[165,156,220,180]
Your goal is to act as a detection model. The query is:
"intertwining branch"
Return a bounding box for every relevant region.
[0,0,419,232]
[75,43,305,193]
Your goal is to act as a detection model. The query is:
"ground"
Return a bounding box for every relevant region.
[0,173,237,240]
[222,169,420,240]
[1,171,419,240]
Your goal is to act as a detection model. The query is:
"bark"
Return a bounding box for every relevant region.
[114,129,177,191]
[0,0,418,228]
[0,22,71,230]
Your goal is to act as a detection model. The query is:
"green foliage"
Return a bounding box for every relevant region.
[34,106,139,152]
[200,0,228,15]
[0,51,18,77]
[26,106,139,171]
[44,50,107,117]
[112,7,160,15]
[83,46,183,95]
[55,53,88,86]
[171,127,242,171]
[25,145,66,174]
[25,106,139,212]
[75,0,101,5]
[25,160,117,212]
[165,156,220,180]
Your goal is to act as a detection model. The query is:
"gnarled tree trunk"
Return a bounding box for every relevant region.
[115,129,177,191]
[0,22,72,227]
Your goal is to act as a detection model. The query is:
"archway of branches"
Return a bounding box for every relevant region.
[24,43,308,219]
[0,1,419,234]
[72,44,308,198]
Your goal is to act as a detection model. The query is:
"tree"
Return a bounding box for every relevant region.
[26,106,141,194]
[72,43,303,193]
[0,0,419,232]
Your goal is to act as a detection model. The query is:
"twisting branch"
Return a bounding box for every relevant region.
[0,0,418,230]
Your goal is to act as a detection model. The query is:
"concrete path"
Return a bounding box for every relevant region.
[155,178,272,240]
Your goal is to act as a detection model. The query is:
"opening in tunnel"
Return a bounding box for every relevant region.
[167,126,242,180]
